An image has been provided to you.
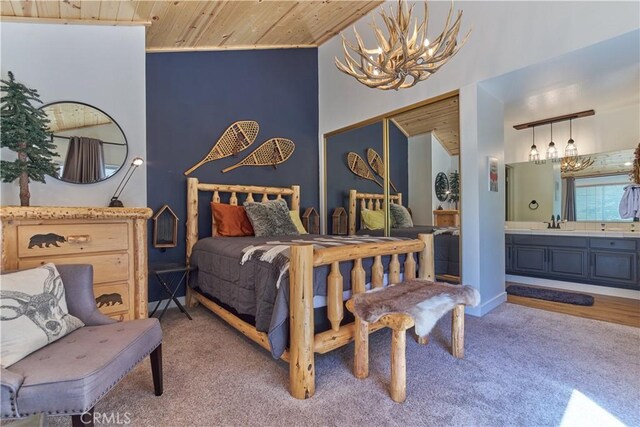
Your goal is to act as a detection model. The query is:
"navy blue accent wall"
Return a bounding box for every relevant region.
[325,121,408,228]
[146,49,318,302]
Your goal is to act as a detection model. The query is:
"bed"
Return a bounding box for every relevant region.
[347,189,460,282]
[185,178,435,399]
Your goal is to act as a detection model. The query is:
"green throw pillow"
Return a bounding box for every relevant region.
[361,208,385,230]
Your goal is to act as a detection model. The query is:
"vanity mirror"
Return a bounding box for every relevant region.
[506,148,636,222]
[41,101,128,184]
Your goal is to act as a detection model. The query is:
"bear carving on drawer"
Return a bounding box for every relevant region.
[28,233,66,249]
[95,293,124,308]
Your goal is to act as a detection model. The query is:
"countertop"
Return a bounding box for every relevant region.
[505,228,639,238]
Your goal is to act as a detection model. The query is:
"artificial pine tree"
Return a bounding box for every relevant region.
[1,71,59,206]
[449,170,460,210]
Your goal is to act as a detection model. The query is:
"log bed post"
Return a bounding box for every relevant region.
[451,304,465,358]
[186,177,199,308]
[289,244,315,399]
[291,185,301,212]
[418,234,435,281]
[348,189,357,235]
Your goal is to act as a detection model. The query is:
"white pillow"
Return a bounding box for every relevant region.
[0,263,84,367]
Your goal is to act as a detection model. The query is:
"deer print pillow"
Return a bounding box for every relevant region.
[0,263,84,367]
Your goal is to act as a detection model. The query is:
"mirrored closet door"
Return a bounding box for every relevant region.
[324,119,401,236]
[323,91,462,284]
[385,93,462,283]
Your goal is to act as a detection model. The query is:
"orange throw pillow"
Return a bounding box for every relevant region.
[211,202,254,237]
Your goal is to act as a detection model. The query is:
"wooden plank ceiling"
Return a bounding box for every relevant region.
[0,1,384,51]
[391,95,460,156]
[44,103,112,133]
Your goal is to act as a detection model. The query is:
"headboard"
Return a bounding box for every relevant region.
[348,189,402,235]
[186,177,300,261]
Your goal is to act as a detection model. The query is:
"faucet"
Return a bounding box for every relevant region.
[546,215,561,229]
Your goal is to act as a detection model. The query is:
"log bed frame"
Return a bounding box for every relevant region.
[348,189,402,236]
[348,188,462,284]
[185,178,435,399]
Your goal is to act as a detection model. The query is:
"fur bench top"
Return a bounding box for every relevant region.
[351,280,480,337]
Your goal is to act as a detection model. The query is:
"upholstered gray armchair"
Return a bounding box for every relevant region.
[1,265,163,427]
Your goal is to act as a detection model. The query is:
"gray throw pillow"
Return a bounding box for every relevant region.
[244,199,300,237]
[390,203,414,228]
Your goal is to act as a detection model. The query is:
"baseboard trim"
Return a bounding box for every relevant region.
[466,291,507,317]
[506,275,640,300]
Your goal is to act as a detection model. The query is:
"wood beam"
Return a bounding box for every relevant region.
[513,110,595,130]
[0,16,151,26]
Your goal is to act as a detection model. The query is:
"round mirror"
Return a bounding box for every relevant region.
[41,102,128,184]
[435,171,450,202]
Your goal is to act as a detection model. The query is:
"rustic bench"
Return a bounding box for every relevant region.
[346,280,479,403]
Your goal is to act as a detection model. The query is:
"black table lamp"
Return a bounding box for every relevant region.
[109,157,144,207]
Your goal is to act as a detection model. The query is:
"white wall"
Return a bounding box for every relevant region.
[0,23,147,207]
[408,133,432,224]
[319,2,639,135]
[408,132,457,224]
[319,1,639,315]
[459,84,506,316]
[504,103,640,164]
[431,134,454,212]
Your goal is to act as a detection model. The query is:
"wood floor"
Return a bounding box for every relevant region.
[506,283,640,328]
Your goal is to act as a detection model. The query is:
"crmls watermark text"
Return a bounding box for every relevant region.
[81,411,132,425]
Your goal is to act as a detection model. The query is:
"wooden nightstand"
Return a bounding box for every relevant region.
[433,210,460,227]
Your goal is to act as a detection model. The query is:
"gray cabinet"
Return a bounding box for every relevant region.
[512,246,546,274]
[590,250,637,287]
[506,234,639,290]
[548,248,588,279]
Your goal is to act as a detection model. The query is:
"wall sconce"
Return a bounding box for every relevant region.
[108,157,144,207]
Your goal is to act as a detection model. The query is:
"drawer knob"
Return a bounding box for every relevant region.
[67,235,90,244]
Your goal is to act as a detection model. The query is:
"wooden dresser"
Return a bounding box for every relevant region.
[0,206,152,321]
[433,209,460,227]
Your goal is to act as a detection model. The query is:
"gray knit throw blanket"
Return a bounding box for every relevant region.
[240,236,405,289]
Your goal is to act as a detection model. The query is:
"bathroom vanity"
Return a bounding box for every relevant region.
[506,230,639,290]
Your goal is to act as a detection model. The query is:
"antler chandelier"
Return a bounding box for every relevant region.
[561,155,594,174]
[335,0,471,91]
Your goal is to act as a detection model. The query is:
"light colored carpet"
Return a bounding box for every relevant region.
[47,303,639,426]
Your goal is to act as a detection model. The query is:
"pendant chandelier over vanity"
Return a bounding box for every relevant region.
[515,110,595,167]
[335,0,471,90]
